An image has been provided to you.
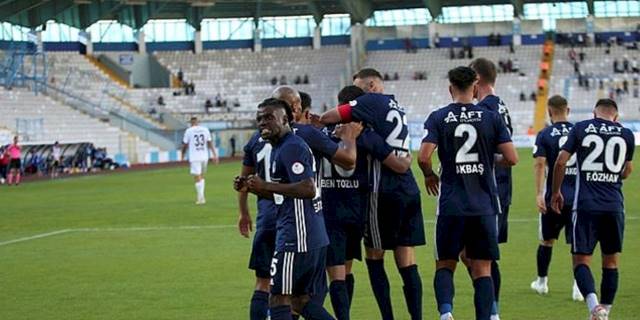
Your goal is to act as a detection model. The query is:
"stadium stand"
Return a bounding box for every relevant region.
[0,88,158,162]
[366,45,541,135]
[550,44,640,122]
[150,46,349,113]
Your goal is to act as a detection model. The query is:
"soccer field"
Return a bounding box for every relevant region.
[1,149,638,320]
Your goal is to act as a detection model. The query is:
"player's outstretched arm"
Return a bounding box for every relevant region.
[534,156,548,213]
[320,107,345,125]
[496,142,519,166]
[236,165,255,238]
[247,175,316,199]
[331,123,363,170]
[418,142,439,196]
[550,150,571,213]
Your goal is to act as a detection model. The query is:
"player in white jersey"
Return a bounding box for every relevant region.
[181,117,218,204]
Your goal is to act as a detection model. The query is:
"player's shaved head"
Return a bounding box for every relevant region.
[595,98,618,111]
[299,91,312,112]
[272,86,301,109]
[338,85,365,104]
[448,66,477,91]
[469,58,497,85]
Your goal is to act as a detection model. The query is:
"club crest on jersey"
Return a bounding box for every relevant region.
[291,162,305,175]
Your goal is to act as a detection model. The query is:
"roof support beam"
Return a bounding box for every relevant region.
[511,0,524,18]
[307,1,323,25]
[586,0,594,15]
[424,0,442,20]
[0,0,48,21]
[339,0,372,24]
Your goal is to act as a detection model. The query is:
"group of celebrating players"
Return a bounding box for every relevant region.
[223,57,634,320]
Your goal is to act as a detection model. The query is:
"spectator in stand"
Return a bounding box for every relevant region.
[434,32,441,48]
[530,91,537,101]
[569,48,577,61]
[279,75,287,85]
[393,72,399,80]
[507,58,514,73]
[573,60,580,74]
[51,141,62,179]
[496,33,502,46]
[232,98,241,108]
[177,68,184,84]
[509,43,515,54]
[634,86,639,98]
[579,51,586,62]
[270,76,278,85]
[623,57,630,73]
[190,82,196,95]
[6,136,21,186]
[623,79,629,93]
[614,59,620,73]
[303,74,309,84]
[0,147,8,184]
[229,135,237,157]
[512,58,521,73]
[384,73,390,81]
[205,99,213,113]
[215,93,223,107]
[449,46,455,60]
[606,41,612,54]
[294,75,302,85]
[520,91,527,101]
[157,96,165,106]
[633,57,639,73]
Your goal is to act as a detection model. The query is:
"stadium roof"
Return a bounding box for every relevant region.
[0,0,597,31]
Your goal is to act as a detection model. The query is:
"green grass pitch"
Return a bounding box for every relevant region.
[1,149,638,319]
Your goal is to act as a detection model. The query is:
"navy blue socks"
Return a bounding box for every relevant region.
[330,280,350,320]
[434,268,454,316]
[366,259,394,320]
[536,245,553,277]
[250,290,269,320]
[601,268,619,305]
[473,276,495,320]
[399,265,422,320]
[345,273,355,305]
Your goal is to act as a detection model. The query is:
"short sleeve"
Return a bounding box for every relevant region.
[533,131,547,158]
[561,126,578,154]
[625,129,635,161]
[205,130,212,142]
[422,112,439,144]
[358,129,393,161]
[182,130,190,144]
[280,143,315,182]
[304,126,339,160]
[350,94,379,124]
[242,139,255,167]
[494,111,512,144]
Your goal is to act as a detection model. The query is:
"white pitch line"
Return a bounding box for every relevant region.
[0,216,637,247]
[0,229,73,247]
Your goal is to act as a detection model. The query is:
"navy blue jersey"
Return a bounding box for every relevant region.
[533,121,577,208]
[347,93,419,194]
[562,118,635,213]
[270,132,329,252]
[293,123,339,193]
[242,131,277,230]
[423,103,512,216]
[477,95,513,206]
[321,127,393,220]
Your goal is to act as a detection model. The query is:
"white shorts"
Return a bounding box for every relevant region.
[189,161,208,175]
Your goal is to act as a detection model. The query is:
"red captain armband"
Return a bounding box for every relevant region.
[337,104,353,123]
